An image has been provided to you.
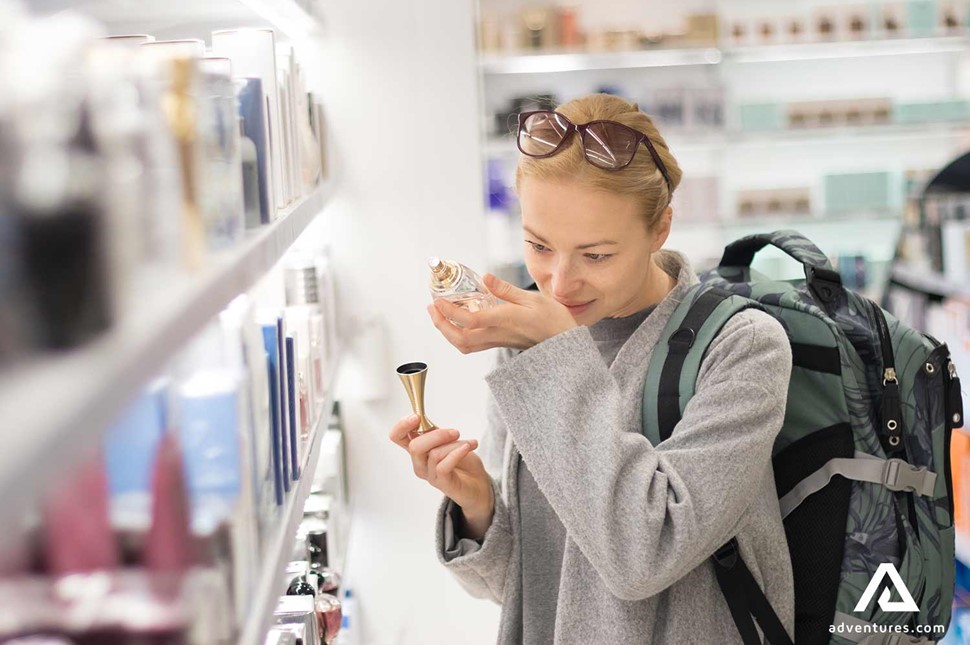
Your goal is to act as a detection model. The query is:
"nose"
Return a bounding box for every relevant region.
[550,257,583,300]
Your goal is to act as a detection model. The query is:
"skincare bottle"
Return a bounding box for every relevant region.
[428,257,497,316]
[238,118,261,229]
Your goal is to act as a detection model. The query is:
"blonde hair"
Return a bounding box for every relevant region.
[515,93,683,230]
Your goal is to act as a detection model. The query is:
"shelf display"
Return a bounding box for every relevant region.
[478,2,969,58]
[476,0,970,285]
[0,2,350,645]
[0,8,329,368]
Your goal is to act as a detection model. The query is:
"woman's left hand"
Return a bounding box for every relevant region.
[427,273,578,353]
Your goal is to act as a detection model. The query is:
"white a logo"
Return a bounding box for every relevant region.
[853,563,919,613]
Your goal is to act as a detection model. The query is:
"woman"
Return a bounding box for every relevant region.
[389,93,795,644]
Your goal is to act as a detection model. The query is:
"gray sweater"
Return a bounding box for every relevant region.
[436,250,795,644]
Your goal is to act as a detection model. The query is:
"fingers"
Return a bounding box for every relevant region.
[483,273,527,304]
[432,298,478,329]
[408,427,460,478]
[426,439,478,485]
[389,414,422,449]
[427,302,487,354]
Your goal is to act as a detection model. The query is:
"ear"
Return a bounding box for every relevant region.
[650,206,673,253]
[631,102,640,112]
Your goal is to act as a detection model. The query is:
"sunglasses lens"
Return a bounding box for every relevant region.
[583,122,638,169]
[519,112,569,157]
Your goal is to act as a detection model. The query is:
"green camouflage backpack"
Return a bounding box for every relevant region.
[641,231,964,645]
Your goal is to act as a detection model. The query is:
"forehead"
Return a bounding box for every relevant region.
[519,178,642,239]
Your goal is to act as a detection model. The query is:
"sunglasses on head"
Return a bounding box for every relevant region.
[516,110,673,193]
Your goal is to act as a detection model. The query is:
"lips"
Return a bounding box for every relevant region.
[559,300,591,307]
[560,300,593,313]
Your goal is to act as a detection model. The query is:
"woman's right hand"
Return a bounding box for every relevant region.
[389,414,495,539]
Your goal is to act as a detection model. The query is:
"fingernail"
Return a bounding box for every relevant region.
[409,414,419,422]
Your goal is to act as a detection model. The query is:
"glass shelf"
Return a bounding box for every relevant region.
[485,120,970,157]
[479,35,970,74]
[0,184,332,528]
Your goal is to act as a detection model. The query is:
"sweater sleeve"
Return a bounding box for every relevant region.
[484,308,791,601]
[433,348,516,605]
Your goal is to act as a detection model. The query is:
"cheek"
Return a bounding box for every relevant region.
[523,255,546,290]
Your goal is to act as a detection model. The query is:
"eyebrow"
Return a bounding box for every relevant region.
[523,226,619,250]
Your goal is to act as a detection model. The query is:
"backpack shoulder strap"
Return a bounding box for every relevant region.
[641,284,792,645]
[642,284,763,445]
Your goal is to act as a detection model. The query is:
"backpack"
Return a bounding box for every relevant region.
[641,230,964,645]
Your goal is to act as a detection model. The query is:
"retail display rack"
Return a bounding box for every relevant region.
[0,1,345,643]
[0,183,333,527]
[239,350,343,645]
[477,20,970,288]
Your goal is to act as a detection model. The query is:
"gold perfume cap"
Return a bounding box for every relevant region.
[396,362,437,435]
[429,256,460,290]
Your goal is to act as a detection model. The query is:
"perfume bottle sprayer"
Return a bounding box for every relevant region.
[428,257,497,322]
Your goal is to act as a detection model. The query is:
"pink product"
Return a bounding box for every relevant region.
[42,456,119,575]
[314,594,342,645]
[145,433,197,573]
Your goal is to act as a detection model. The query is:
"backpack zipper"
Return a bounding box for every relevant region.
[869,299,904,453]
[926,337,959,522]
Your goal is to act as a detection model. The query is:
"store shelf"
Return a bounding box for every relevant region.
[30,0,323,41]
[0,183,332,528]
[484,121,970,156]
[479,47,722,74]
[238,351,342,645]
[889,263,970,299]
[479,35,969,74]
[679,210,902,231]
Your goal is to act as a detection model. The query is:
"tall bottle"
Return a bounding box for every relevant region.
[238,117,262,230]
[427,257,497,319]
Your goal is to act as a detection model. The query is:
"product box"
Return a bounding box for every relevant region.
[212,29,284,216]
[737,187,812,217]
[824,171,892,214]
[236,77,272,224]
[907,0,938,36]
[738,103,784,131]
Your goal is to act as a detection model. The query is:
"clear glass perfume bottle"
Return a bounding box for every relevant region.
[428,257,497,321]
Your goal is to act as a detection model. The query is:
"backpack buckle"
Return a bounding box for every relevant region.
[882,458,934,495]
[712,538,739,569]
[667,328,695,354]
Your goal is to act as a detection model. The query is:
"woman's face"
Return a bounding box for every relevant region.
[519,177,671,325]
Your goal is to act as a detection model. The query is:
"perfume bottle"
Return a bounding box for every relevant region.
[427,257,497,321]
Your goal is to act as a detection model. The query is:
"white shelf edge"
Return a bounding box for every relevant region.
[238,351,342,645]
[889,263,970,299]
[479,47,721,74]
[479,35,969,74]
[0,182,333,528]
[677,211,902,231]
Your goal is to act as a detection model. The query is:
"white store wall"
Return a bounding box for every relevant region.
[317,2,501,644]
